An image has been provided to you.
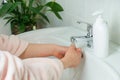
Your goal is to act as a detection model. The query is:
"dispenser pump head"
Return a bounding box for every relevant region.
[92,10,103,16]
[92,10,104,23]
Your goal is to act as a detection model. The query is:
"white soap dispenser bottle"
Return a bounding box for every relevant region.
[93,11,109,58]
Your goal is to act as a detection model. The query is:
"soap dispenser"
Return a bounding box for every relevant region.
[93,11,109,58]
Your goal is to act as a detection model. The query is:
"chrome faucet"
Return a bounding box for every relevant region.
[71,21,93,47]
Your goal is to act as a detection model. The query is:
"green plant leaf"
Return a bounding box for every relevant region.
[29,0,34,8]
[53,11,62,20]
[19,23,25,33]
[8,2,21,13]
[39,13,50,23]
[0,3,12,17]
[4,16,14,24]
[45,1,64,12]
[30,5,43,14]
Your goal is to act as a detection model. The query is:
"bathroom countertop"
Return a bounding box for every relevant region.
[104,42,120,75]
[18,26,120,79]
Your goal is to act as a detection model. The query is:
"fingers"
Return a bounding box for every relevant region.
[61,47,82,68]
[54,44,83,59]
[70,44,83,58]
[76,48,83,58]
[59,45,69,53]
[53,45,69,59]
[70,43,76,49]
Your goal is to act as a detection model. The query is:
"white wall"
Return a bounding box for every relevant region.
[0,0,2,4]
[0,19,11,35]
[47,0,120,44]
[0,0,11,35]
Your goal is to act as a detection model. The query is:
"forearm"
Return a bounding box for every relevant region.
[19,43,56,59]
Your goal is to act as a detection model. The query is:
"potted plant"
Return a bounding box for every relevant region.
[0,0,64,34]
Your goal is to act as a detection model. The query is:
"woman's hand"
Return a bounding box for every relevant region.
[52,45,68,59]
[61,44,83,69]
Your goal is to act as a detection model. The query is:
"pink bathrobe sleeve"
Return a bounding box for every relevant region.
[0,34,28,56]
[0,34,64,80]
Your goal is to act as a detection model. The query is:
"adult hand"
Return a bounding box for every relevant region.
[61,44,83,69]
[53,45,68,59]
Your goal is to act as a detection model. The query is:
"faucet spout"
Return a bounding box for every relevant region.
[70,21,93,47]
[71,35,93,47]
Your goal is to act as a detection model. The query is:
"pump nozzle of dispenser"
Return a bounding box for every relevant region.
[92,10,103,16]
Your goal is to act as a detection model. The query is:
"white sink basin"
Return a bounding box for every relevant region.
[18,26,120,80]
[61,47,120,80]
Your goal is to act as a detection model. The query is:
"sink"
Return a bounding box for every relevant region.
[61,47,120,80]
[18,26,120,80]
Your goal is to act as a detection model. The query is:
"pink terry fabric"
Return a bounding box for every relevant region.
[0,34,64,80]
[0,34,28,56]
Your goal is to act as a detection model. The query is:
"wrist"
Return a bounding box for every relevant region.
[52,44,58,55]
[46,44,57,56]
[61,58,69,69]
